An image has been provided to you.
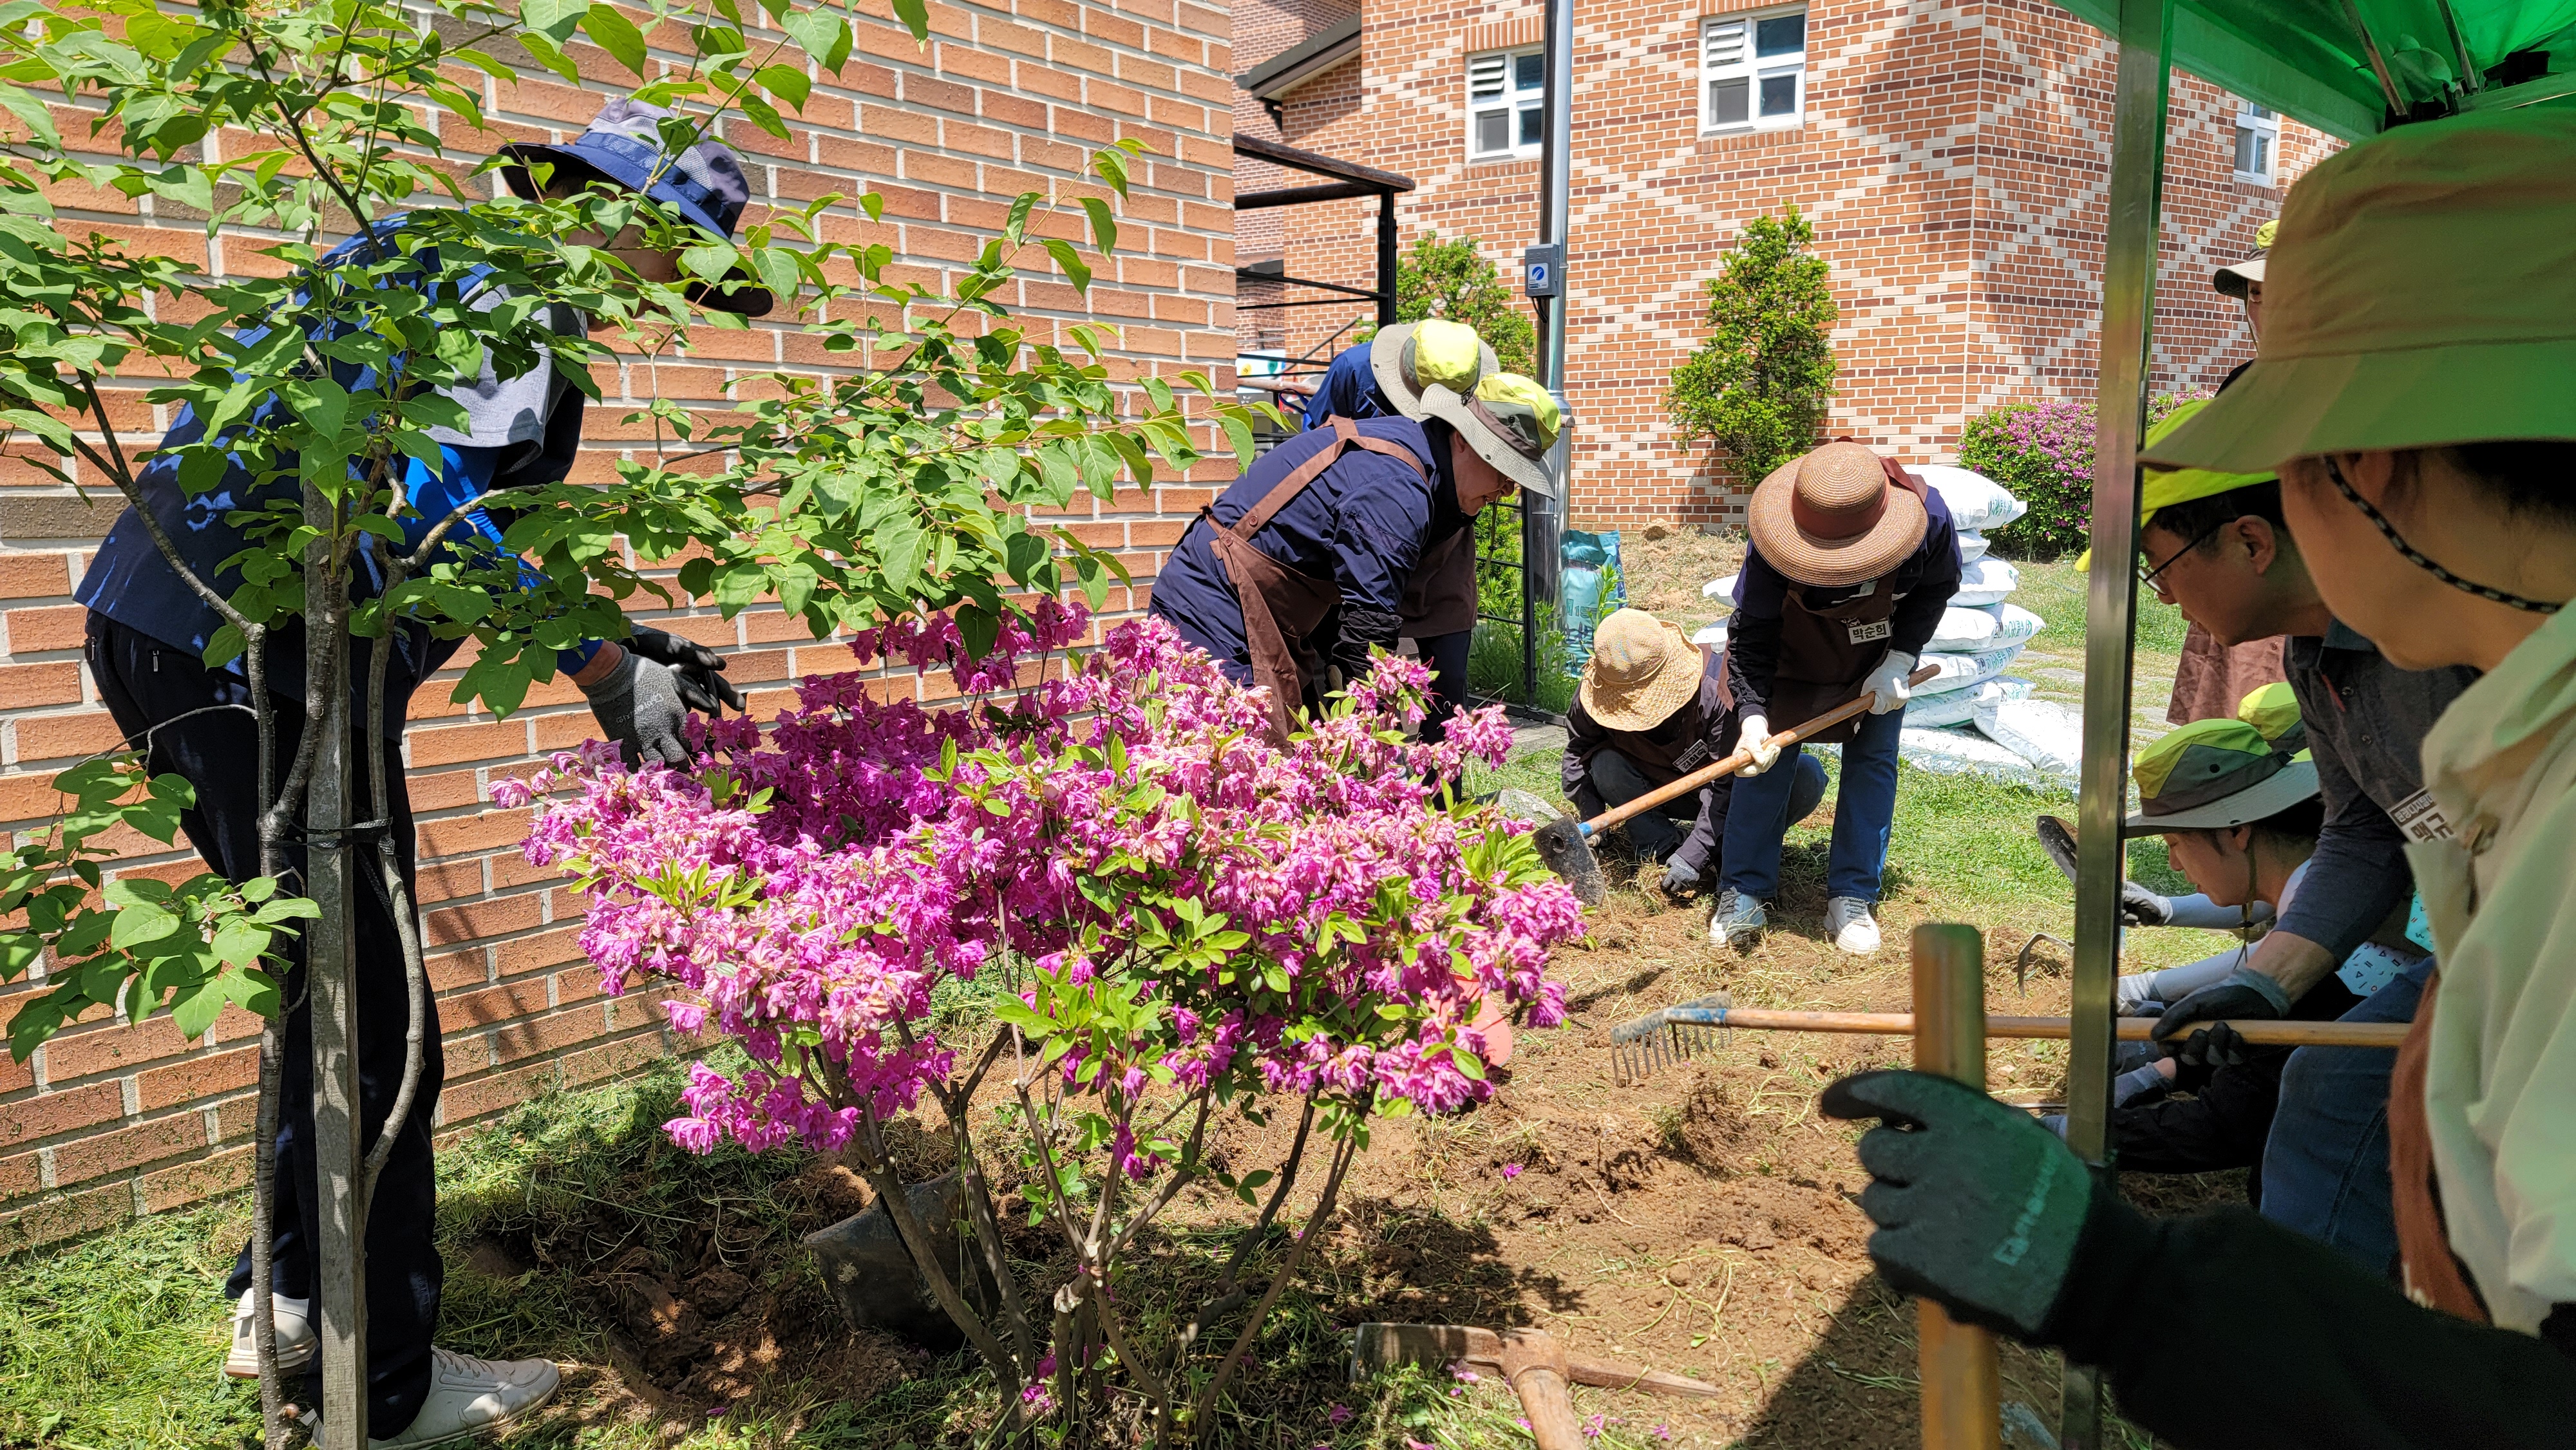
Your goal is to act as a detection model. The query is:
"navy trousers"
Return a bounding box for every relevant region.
[86,615,443,1434]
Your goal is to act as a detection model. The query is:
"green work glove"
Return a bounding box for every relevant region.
[1819,1069,2098,1341]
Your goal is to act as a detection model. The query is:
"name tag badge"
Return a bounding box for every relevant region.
[2389,787,2453,843]
[1847,619,1893,645]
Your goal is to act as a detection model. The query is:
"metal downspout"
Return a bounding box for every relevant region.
[2063,0,2170,1444]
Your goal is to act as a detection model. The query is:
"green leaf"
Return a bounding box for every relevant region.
[583,3,650,76]
[781,8,853,71]
[1091,146,1130,198]
[1080,197,1118,254]
[1220,413,1255,466]
[891,0,931,42]
[755,62,812,111]
[1041,239,1092,294]
[209,915,269,968]
[1002,530,1048,586]
[521,0,587,40]
[281,379,350,444]
[109,901,180,951]
[516,29,582,82]
[170,977,225,1040]
[681,241,739,283]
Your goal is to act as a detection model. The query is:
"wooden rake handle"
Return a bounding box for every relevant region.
[1583,664,1942,836]
[1668,1005,2406,1049]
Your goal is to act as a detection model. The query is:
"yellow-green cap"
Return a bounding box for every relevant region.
[1368,319,1496,419]
[2077,399,2278,570]
[2235,681,2307,759]
[2148,107,2576,474]
[2125,715,2318,836]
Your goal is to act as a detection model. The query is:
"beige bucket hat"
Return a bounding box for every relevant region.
[1746,441,1927,588]
[1578,609,1703,731]
[1418,373,1566,499]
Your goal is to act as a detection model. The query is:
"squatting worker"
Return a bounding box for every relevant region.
[2164,220,2291,724]
[74,97,758,1446]
[1709,440,1960,957]
[2106,394,2472,1272]
[1562,608,1824,899]
[1152,373,1564,743]
[1817,108,2576,1449]
[1302,320,1498,742]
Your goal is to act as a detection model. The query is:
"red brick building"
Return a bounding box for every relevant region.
[1233,0,2334,526]
[0,0,1238,1246]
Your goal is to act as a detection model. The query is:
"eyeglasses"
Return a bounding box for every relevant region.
[2136,520,2226,596]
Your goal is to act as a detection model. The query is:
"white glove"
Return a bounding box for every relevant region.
[1861,650,1917,715]
[1737,713,1780,775]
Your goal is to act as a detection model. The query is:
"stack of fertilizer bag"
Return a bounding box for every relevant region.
[1693,464,2082,789]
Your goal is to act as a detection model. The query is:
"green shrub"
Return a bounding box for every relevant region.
[1364,232,1540,375]
[1664,207,1839,485]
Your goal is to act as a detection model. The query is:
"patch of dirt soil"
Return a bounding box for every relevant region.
[1605,524,1745,637]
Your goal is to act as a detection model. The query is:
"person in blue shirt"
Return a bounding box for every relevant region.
[1299,319,1500,743]
[76,98,763,1447]
[1155,372,1564,744]
[1708,440,1962,956]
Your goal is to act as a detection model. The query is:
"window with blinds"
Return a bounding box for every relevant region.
[1468,46,1546,159]
[2233,100,2280,184]
[1701,8,1806,133]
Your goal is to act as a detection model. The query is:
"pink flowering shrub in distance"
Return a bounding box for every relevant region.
[507,602,1581,1436]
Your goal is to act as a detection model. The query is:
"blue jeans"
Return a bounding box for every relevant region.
[1719,702,1903,903]
[2259,954,2436,1277]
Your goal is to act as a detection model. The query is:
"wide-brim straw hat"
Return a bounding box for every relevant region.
[1370,319,1500,418]
[1746,441,1927,588]
[1579,608,1701,731]
[2146,108,2576,475]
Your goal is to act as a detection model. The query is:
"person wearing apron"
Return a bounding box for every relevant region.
[1153,372,1564,743]
[1709,440,1960,954]
[1302,319,1501,744]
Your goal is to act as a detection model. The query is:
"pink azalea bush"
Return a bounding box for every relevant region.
[506,603,1582,1432]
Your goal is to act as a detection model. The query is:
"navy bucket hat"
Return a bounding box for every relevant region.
[500,97,774,317]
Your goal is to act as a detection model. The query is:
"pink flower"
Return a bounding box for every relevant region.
[1653,1425,1672,1441]
[1583,1413,1607,1439]
[1327,1403,1353,1426]
[1500,1163,1523,1181]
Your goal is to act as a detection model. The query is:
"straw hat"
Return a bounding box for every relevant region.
[2123,715,2318,836]
[2148,108,2576,474]
[1578,609,1701,731]
[1745,442,1927,588]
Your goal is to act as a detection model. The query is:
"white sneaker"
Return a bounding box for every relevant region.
[314,1347,561,1447]
[1828,897,1882,955]
[1709,889,1766,948]
[225,1289,315,1379]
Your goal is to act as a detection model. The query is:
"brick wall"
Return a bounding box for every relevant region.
[1233,0,2334,527]
[0,0,1238,1248]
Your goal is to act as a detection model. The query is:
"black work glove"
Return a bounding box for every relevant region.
[2118,880,2175,927]
[1819,1070,2096,1341]
[580,650,695,767]
[1331,605,1403,688]
[2167,1021,2254,1095]
[1659,860,1703,898]
[626,623,746,716]
[2150,966,2291,1049]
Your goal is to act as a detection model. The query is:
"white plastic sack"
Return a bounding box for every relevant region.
[1989,602,2043,648]
[1927,605,2002,654]
[1703,571,1740,601]
[1973,697,2085,780]
[1950,557,2021,608]
[1913,464,2028,532]
[1691,621,1727,651]
[1956,529,1990,563]
[1900,725,2070,790]
[1905,675,2032,729]
[1912,643,2025,696]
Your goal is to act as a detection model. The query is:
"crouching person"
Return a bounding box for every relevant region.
[1564,608,1823,898]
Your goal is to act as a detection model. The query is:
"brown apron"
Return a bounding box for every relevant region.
[1203,415,1428,743]
[1401,529,1478,638]
[2387,970,2493,1323]
[1717,457,1924,746]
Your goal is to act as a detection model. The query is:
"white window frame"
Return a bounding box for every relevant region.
[1466,46,1547,160]
[2233,100,2280,185]
[1701,6,1808,135]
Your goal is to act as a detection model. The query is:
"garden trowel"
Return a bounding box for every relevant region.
[1533,664,1938,905]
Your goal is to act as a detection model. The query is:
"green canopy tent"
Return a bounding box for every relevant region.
[1953,4,2576,1447]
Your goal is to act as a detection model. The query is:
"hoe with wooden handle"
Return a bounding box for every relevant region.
[1533,664,1941,907]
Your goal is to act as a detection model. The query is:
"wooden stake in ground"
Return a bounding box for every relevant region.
[1912,925,2001,1450]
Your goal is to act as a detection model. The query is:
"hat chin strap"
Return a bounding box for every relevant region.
[2325,457,2562,616]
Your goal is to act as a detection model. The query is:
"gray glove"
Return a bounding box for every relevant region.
[2119,880,2175,927]
[1660,860,1703,897]
[581,650,694,767]
[625,624,746,715]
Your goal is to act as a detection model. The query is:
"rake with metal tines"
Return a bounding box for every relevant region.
[1609,991,1741,1086]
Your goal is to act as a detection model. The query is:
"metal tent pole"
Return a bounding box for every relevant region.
[1523,0,1571,699]
[305,489,369,1448]
[1377,190,1400,328]
[2063,0,2171,1444]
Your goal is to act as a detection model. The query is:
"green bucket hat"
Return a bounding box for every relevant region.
[1368,319,1498,419]
[2125,715,2319,836]
[2146,108,2576,475]
[1419,373,1565,499]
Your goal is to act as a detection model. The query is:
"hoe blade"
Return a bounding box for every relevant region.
[1533,816,1607,907]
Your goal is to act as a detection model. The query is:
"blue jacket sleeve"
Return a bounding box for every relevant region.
[1724,549,1788,719]
[1304,346,1385,429]
[400,444,603,675]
